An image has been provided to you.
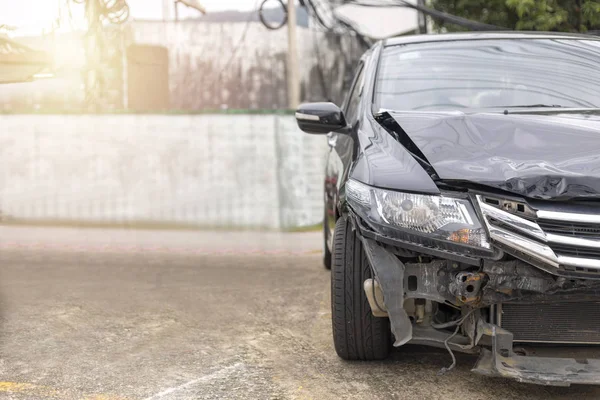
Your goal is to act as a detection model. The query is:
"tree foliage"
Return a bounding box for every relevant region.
[429,0,600,32]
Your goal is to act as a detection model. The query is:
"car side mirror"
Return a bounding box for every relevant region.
[295,102,348,135]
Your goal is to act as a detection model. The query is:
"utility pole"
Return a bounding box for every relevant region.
[287,0,300,109]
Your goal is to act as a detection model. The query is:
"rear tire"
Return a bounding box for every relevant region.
[331,216,391,360]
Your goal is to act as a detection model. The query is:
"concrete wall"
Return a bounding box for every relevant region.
[0,114,328,229]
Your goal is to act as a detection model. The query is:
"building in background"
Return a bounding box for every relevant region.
[0,3,422,112]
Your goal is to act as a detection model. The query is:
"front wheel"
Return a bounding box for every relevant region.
[331,217,391,360]
[323,211,332,269]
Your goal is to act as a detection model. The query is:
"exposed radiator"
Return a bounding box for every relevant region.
[500,301,600,344]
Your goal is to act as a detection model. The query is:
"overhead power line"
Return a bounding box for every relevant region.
[345,0,508,31]
[259,0,288,30]
[213,0,261,103]
[304,0,372,46]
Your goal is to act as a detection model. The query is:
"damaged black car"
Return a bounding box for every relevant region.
[296,32,600,386]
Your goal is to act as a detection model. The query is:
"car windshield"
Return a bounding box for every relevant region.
[375,38,600,111]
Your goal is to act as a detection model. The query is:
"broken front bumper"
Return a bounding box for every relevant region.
[353,215,600,386]
[474,323,600,386]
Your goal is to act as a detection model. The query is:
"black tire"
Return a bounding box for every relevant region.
[331,216,391,360]
[323,212,332,270]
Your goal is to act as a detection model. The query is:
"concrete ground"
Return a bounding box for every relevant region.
[1,226,600,399]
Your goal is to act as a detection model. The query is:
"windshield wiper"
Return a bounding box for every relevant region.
[496,104,571,115]
[496,104,565,108]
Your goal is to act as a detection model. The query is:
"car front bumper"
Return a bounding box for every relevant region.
[350,213,600,386]
[473,322,600,386]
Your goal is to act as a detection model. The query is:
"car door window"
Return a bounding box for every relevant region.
[343,63,365,124]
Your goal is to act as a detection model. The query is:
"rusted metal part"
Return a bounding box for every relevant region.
[449,271,487,304]
[403,258,600,306]
[481,260,600,304]
[403,259,552,307]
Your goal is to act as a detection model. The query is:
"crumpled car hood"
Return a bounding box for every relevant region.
[387,110,600,200]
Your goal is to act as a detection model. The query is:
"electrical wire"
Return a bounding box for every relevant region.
[259,0,288,30]
[254,0,371,47]
[306,0,333,30]
[77,0,130,25]
[220,0,259,70]
[309,27,329,100]
[305,0,336,101]
[305,0,372,50]
[398,0,507,31]
[308,0,372,47]
[214,0,261,92]
[433,308,477,375]
[303,0,372,104]
[438,322,462,375]
[344,0,507,31]
[99,0,130,24]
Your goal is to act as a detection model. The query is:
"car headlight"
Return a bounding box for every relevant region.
[346,179,490,250]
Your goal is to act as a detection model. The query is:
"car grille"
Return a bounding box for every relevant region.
[550,244,600,259]
[501,301,600,344]
[538,220,600,239]
[476,195,600,277]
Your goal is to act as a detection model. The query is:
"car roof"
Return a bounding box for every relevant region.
[384,31,600,47]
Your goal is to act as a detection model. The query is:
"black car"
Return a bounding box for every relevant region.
[296,32,600,386]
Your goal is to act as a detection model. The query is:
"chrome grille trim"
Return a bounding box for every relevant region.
[487,223,559,268]
[558,256,600,269]
[478,201,546,241]
[537,210,600,224]
[547,233,600,249]
[475,195,600,274]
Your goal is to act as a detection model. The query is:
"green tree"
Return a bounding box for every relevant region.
[430,0,600,32]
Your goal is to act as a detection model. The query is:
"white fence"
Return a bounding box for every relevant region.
[0,114,328,229]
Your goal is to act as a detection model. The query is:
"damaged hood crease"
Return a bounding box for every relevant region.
[386,110,600,200]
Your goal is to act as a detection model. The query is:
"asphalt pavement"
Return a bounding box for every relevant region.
[1,225,600,399]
